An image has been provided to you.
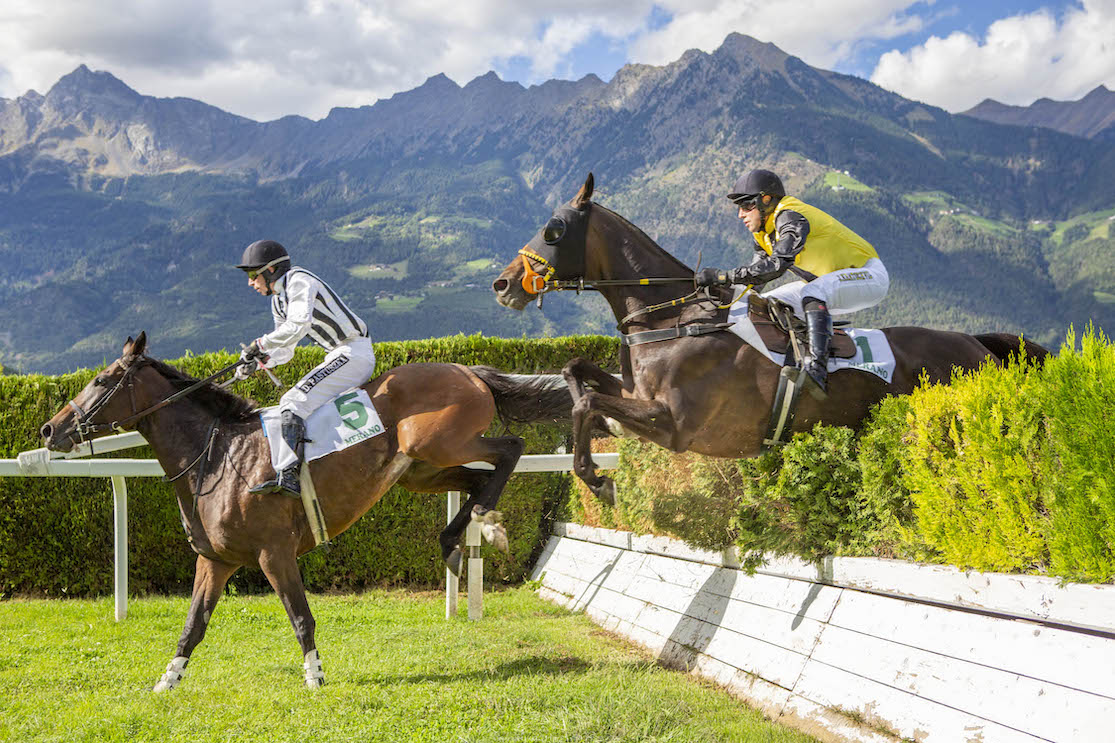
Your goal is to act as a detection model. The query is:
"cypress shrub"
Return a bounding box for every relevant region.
[565,327,1115,583]
[1019,327,1115,581]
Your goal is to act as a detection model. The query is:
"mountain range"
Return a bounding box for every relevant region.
[964,85,1115,141]
[2,33,1115,374]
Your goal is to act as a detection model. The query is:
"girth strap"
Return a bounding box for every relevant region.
[620,323,731,346]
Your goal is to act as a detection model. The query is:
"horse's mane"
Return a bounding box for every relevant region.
[146,357,260,423]
[591,202,695,276]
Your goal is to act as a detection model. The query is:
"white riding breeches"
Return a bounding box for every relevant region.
[278,337,376,420]
[762,257,889,319]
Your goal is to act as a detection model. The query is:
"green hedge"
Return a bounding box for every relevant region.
[0,334,619,598]
[574,328,1115,583]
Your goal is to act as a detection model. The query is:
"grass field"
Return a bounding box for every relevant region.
[0,587,819,743]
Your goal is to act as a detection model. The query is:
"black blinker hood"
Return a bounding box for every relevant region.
[528,204,589,280]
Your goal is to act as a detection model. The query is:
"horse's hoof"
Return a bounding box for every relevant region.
[590,478,616,506]
[153,656,188,692]
[481,522,509,553]
[445,548,462,576]
[471,505,502,525]
[303,650,325,689]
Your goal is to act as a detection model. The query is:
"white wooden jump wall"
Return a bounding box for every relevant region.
[533,522,1115,743]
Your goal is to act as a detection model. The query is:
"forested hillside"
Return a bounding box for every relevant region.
[2,33,1114,373]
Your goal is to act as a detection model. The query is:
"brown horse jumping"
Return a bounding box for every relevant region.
[39,332,570,690]
[492,173,1048,503]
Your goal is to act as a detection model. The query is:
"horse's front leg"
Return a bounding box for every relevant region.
[258,547,323,689]
[562,357,623,405]
[571,390,675,506]
[154,555,240,692]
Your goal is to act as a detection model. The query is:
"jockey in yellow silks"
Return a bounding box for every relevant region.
[696,169,889,395]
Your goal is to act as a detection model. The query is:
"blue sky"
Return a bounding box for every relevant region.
[1,1,1111,121]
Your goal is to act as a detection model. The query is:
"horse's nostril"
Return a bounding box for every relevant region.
[493,279,508,292]
[41,423,53,441]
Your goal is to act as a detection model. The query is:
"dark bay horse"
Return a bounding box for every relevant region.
[492,173,1047,503]
[39,332,570,690]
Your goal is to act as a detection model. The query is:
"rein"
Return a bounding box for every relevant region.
[70,358,246,441]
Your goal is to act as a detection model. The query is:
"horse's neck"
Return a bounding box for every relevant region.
[593,218,699,328]
[137,404,260,481]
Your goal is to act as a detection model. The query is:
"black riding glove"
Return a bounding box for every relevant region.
[695,268,732,288]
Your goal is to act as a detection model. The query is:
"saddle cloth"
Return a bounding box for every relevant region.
[260,387,385,472]
[726,292,896,383]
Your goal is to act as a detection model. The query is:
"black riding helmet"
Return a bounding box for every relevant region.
[727,169,785,220]
[236,239,291,294]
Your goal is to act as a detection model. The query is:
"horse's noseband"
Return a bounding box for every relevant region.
[519,251,553,295]
[69,358,148,441]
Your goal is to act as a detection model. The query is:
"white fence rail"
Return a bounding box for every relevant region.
[1,431,618,622]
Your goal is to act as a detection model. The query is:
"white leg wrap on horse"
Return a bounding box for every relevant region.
[303,649,325,689]
[153,655,189,692]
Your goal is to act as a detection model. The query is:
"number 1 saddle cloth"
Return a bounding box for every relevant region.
[260,388,386,472]
[727,292,897,384]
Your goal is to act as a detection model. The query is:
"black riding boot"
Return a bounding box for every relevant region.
[802,305,833,398]
[250,411,305,498]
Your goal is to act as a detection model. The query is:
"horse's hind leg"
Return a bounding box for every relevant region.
[449,435,523,558]
[258,547,323,689]
[399,436,524,574]
[399,462,496,575]
[154,555,239,692]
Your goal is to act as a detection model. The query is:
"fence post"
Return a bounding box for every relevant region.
[110,475,128,622]
[467,518,482,621]
[445,491,460,619]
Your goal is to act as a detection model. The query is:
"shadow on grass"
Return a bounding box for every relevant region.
[351,654,599,686]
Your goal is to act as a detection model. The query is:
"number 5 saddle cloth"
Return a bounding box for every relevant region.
[259,388,386,472]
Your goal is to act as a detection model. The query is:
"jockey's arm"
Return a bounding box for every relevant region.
[732,210,810,285]
[256,271,315,367]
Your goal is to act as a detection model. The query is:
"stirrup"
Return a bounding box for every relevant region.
[249,470,301,498]
[802,361,829,400]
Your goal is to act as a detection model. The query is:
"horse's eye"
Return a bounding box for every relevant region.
[92,377,108,388]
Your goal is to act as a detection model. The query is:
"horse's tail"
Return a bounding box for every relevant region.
[468,366,572,425]
[974,333,1051,366]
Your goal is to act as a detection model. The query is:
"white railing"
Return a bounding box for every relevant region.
[1,431,618,622]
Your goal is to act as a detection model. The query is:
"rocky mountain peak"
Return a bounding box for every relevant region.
[48,65,139,102]
[715,32,792,73]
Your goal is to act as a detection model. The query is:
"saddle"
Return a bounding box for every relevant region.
[747,294,856,360]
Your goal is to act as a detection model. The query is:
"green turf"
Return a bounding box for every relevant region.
[0,587,819,742]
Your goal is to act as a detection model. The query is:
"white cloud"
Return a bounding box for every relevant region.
[0,0,659,121]
[870,1,1115,111]
[628,0,928,71]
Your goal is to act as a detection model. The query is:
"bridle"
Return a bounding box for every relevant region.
[516,202,735,330]
[68,357,245,442]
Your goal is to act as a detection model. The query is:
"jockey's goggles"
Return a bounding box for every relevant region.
[244,255,290,279]
[730,193,761,211]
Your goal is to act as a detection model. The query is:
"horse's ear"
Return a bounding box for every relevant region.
[573,172,594,208]
[124,332,147,358]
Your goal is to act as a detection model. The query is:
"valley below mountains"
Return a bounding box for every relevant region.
[3,33,1115,374]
